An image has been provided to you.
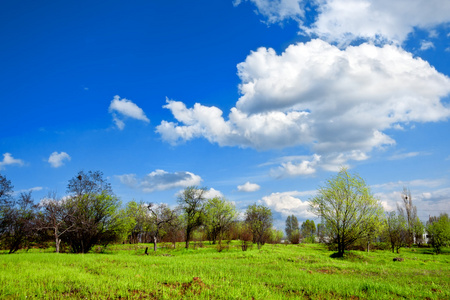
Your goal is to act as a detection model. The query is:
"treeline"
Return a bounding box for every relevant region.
[1,169,449,255]
[0,171,281,254]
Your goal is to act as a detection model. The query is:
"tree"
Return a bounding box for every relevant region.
[204,197,237,245]
[397,187,418,246]
[146,203,178,251]
[309,168,384,256]
[301,219,316,243]
[37,193,75,253]
[426,213,450,254]
[385,211,407,253]
[178,186,207,249]
[120,201,148,244]
[285,215,300,243]
[0,175,14,241]
[245,204,273,249]
[1,192,37,253]
[63,171,123,253]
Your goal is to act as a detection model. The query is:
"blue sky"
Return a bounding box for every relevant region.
[1,0,449,229]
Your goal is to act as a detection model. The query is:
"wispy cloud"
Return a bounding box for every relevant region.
[420,41,435,51]
[109,95,150,130]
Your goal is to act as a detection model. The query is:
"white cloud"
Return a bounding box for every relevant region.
[261,190,316,218]
[109,95,150,130]
[0,153,24,170]
[374,187,450,221]
[420,41,435,51]
[204,188,224,199]
[48,151,71,168]
[157,40,450,167]
[233,0,304,24]
[237,181,261,192]
[239,0,450,45]
[271,154,320,178]
[117,169,202,193]
[388,151,421,160]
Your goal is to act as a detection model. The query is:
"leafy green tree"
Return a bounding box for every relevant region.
[309,168,384,256]
[119,201,148,244]
[301,219,316,243]
[285,215,299,243]
[63,171,123,253]
[385,211,407,253]
[245,204,273,249]
[204,197,237,245]
[178,186,207,249]
[426,213,450,254]
[412,216,425,246]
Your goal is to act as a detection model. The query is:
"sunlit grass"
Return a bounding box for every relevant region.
[0,243,449,299]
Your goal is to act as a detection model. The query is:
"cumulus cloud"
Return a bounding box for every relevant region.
[157,40,450,168]
[48,152,71,168]
[237,181,261,192]
[237,0,450,45]
[204,187,224,199]
[117,169,202,192]
[109,95,150,130]
[261,190,316,218]
[308,0,450,45]
[0,153,24,170]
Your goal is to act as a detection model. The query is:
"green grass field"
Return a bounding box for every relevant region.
[0,243,449,299]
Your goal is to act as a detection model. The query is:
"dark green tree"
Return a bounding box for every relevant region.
[285,215,300,244]
[245,204,273,249]
[63,171,123,253]
[178,186,207,249]
[301,219,316,243]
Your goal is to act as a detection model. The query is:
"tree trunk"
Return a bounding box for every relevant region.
[56,238,61,253]
[153,236,157,252]
[185,240,189,249]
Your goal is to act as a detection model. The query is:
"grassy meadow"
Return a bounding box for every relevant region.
[0,242,449,299]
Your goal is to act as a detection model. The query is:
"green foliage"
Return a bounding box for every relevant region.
[203,197,236,244]
[309,167,384,255]
[427,213,450,254]
[385,211,407,254]
[178,186,207,249]
[285,215,299,243]
[245,204,273,249]
[301,219,316,243]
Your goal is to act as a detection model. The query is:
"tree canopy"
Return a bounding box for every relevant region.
[309,168,383,256]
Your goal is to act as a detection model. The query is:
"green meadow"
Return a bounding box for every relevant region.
[0,243,449,299]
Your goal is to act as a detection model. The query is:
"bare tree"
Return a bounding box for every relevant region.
[146,203,178,251]
[397,187,418,247]
[37,193,74,253]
